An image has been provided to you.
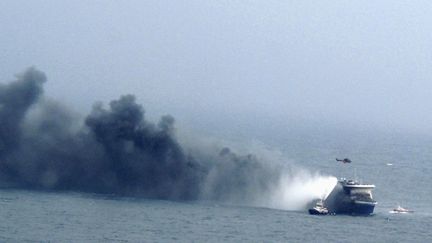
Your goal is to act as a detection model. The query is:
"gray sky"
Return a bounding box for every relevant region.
[1,0,432,136]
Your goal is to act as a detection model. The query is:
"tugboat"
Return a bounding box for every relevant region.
[308,200,329,215]
[324,178,377,215]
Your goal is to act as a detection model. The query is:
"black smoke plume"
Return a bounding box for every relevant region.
[0,68,281,202]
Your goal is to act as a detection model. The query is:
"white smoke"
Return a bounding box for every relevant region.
[181,136,338,210]
[267,170,337,210]
[222,141,339,211]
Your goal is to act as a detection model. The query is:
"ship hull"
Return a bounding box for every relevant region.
[324,180,376,215]
[352,203,375,215]
[333,201,376,215]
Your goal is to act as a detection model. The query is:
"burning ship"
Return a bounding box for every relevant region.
[322,178,377,215]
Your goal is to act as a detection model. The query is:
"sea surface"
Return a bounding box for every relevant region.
[1,133,431,242]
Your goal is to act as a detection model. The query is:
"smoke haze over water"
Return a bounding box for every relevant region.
[0,68,334,209]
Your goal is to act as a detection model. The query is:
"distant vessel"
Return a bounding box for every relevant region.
[324,178,377,215]
[389,205,413,214]
[308,200,329,215]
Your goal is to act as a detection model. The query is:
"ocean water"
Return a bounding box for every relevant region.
[1,134,431,242]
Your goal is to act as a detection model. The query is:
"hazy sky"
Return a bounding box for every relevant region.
[1,0,432,136]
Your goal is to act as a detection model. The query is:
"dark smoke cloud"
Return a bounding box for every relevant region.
[0,67,46,155]
[201,147,280,203]
[0,68,281,202]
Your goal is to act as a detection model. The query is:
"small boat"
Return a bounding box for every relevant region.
[389,205,414,214]
[308,201,329,215]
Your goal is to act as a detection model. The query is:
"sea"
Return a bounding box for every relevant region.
[1,132,431,242]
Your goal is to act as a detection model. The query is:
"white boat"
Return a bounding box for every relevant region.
[389,205,414,214]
